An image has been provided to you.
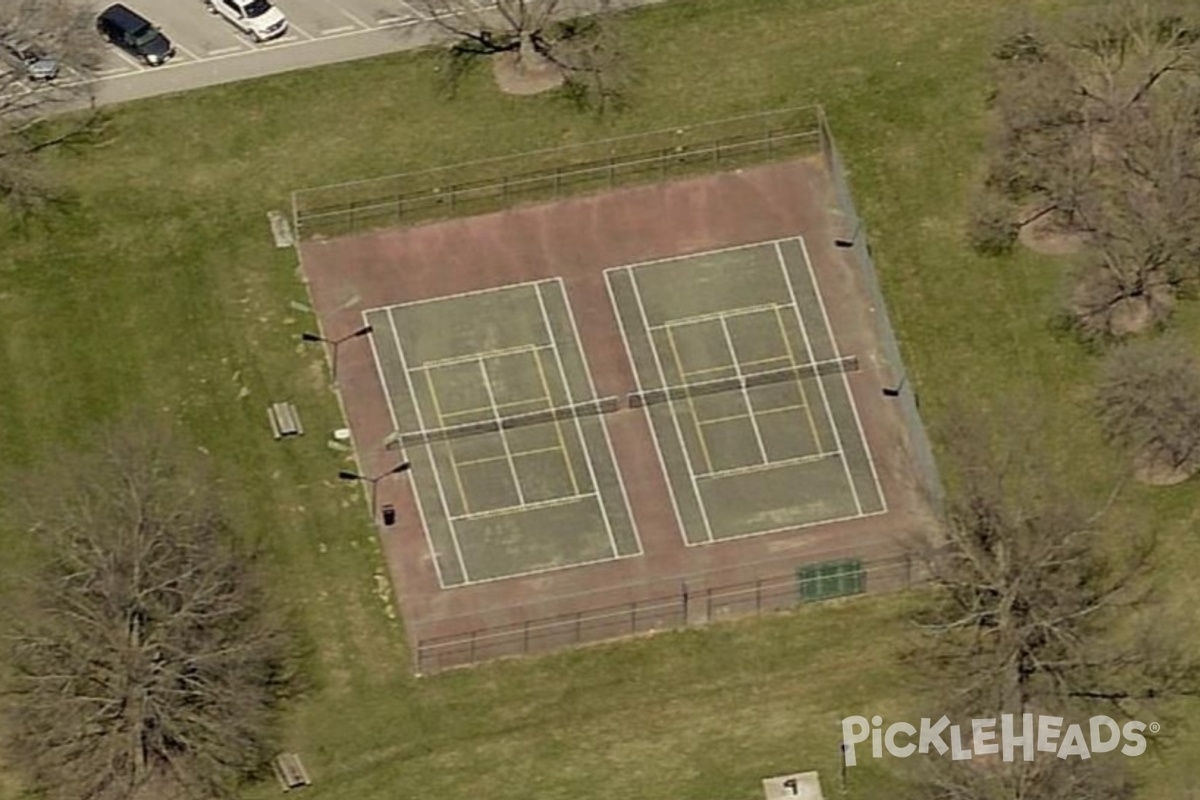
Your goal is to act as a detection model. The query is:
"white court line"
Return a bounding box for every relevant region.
[362,310,447,589]
[414,343,547,370]
[604,237,800,275]
[534,281,619,559]
[602,269,683,551]
[449,493,596,523]
[775,241,863,517]
[696,450,840,481]
[390,308,471,584]
[797,236,888,513]
[699,507,887,546]
[477,358,526,505]
[627,267,716,544]
[716,314,768,464]
[381,277,551,312]
[648,303,782,332]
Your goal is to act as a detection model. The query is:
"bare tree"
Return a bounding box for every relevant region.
[0,0,105,214]
[1095,337,1200,483]
[917,753,1136,800]
[0,418,293,800]
[424,0,628,109]
[974,2,1200,333]
[910,415,1197,720]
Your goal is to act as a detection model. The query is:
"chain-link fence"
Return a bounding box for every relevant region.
[291,106,824,239]
[414,552,917,674]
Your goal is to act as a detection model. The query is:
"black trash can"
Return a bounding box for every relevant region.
[381,504,396,526]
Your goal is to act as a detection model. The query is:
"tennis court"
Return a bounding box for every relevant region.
[606,237,885,545]
[365,279,641,587]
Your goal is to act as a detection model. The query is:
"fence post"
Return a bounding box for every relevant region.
[755,579,762,612]
[767,129,775,156]
[681,581,689,625]
[554,167,562,195]
[630,601,637,633]
[469,630,476,663]
[713,142,720,167]
[575,611,582,643]
[706,588,712,620]
[450,184,457,211]
[608,156,615,188]
[523,620,530,654]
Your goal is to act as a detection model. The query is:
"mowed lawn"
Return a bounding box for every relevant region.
[0,0,1197,798]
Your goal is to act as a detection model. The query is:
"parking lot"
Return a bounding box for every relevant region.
[86,0,430,78]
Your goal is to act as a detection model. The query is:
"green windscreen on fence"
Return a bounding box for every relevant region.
[797,559,865,602]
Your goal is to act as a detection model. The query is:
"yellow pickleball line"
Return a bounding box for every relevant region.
[531,348,580,495]
[666,324,713,474]
[773,305,823,453]
[425,368,471,515]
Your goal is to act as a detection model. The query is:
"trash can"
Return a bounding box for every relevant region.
[381,504,396,526]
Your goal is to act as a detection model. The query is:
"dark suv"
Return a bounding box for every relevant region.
[96,4,175,66]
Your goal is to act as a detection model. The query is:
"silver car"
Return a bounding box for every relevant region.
[0,34,59,81]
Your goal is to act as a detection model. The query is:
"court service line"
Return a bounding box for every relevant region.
[774,243,864,517]
[477,359,526,505]
[458,445,564,468]
[696,449,841,481]
[646,302,783,332]
[362,311,445,590]
[382,277,556,312]
[627,268,716,543]
[797,237,888,512]
[607,236,803,275]
[717,314,769,464]
[390,309,471,583]
[449,493,595,523]
[424,370,472,516]
[415,342,548,370]
[772,304,823,451]
[665,324,715,474]
[536,281,620,558]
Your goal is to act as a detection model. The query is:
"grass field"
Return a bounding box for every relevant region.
[0,0,1197,798]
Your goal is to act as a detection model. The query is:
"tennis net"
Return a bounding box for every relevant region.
[628,355,859,408]
[398,396,621,446]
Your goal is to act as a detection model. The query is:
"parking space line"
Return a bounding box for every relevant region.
[207,45,247,56]
[320,24,358,34]
[174,42,202,61]
[334,7,370,29]
[398,0,431,19]
[285,21,315,40]
[110,49,147,70]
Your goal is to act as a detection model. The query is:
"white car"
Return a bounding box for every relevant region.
[207,0,288,42]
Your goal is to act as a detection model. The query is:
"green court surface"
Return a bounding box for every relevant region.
[365,279,640,587]
[606,237,885,545]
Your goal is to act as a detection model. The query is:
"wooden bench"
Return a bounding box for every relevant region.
[268,402,304,440]
[272,752,311,791]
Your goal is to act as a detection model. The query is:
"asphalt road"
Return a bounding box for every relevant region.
[79,0,664,107]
